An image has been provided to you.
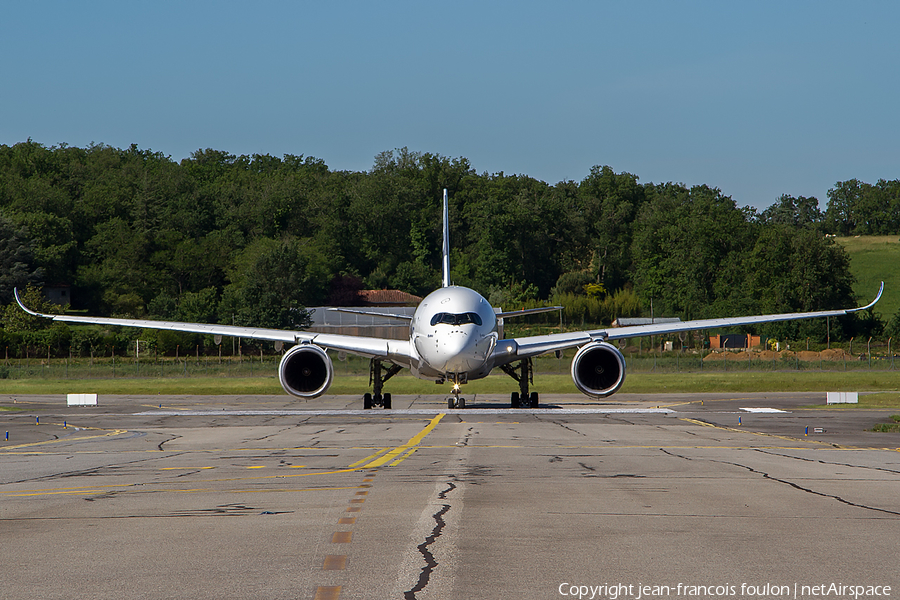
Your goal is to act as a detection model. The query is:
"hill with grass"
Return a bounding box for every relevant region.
[836,235,900,321]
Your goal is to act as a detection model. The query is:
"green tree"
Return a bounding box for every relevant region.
[0,215,44,304]
[1,284,60,332]
[576,166,645,291]
[758,194,823,228]
[220,237,326,329]
[719,225,856,340]
[631,184,754,319]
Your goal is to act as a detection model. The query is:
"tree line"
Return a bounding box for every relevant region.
[1,140,897,357]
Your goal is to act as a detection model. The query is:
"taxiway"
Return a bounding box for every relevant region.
[1,393,898,599]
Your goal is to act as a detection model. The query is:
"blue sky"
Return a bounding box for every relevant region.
[2,1,898,210]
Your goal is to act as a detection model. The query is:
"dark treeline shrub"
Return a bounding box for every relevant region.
[0,141,886,356]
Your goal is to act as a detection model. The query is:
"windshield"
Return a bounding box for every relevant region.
[430,312,483,327]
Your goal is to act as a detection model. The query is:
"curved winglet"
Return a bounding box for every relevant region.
[14,287,43,317]
[849,281,884,313]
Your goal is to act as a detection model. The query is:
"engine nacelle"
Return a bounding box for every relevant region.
[570,341,626,398]
[278,344,334,398]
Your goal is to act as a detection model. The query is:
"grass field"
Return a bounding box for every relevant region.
[3,370,900,406]
[835,235,900,320]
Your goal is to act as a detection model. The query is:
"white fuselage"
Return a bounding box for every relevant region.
[408,286,498,382]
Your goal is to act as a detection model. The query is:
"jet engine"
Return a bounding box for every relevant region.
[278,344,334,398]
[570,341,626,397]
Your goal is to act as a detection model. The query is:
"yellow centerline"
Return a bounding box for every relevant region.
[361,413,446,468]
[347,448,390,468]
[389,447,419,467]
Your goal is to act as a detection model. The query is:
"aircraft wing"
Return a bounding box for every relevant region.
[14,288,410,360]
[498,282,884,362]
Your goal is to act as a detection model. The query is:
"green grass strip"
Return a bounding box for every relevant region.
[3,370,900,400]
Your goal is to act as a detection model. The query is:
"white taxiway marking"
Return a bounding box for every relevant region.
[739,407,789,413]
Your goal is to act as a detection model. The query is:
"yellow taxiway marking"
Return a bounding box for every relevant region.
[0,428,128,451]
[362,414,446,468]
[6,489,106,498]
[0,466,374,498]
[160,466,214,470]
[679,418,840,447]
[347,448,390,468]
[315,585,342,598]
[389,447,418,467]
[5,484,366,498]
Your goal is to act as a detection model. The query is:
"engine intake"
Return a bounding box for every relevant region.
[278,344,334,398]
[570,341,626,397]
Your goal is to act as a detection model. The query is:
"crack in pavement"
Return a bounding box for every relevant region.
[714,458,900,517]
[659,448,693,460]
[661,447,900,516]
[403,480,456,600]
[537,417,587,436]
[753,448,900,475]
[157,434,181,452]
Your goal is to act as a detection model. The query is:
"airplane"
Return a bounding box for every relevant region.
[16,190,884,410]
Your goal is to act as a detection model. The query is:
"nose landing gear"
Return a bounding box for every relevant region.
[447,375,466,409]
[447,394,466,409]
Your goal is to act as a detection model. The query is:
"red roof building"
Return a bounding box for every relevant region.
[357,290,422,307]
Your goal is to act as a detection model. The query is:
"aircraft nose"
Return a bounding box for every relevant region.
[431,331,480,372]
[439,331,469,354]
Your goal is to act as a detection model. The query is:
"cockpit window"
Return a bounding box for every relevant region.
[430,312,483,327]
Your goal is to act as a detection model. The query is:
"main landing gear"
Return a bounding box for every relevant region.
[499,358,539,408]
[363,359,402,410]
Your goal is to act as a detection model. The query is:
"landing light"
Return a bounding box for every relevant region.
[452,383,460,392]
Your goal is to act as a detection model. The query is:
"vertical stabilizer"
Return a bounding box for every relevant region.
[442,188,451,287]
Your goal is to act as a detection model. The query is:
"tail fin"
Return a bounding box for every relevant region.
[442,188,451,287]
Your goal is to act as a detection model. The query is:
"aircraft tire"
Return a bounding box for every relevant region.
[383,393,392,409]
[458,397,465,409]
[529,392,539,408]
[448,397,455,409]
[511,392,519,408]
[364,393,373,410]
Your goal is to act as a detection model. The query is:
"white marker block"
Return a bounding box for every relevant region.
[67,393,98,406]
[826,392,858,404]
